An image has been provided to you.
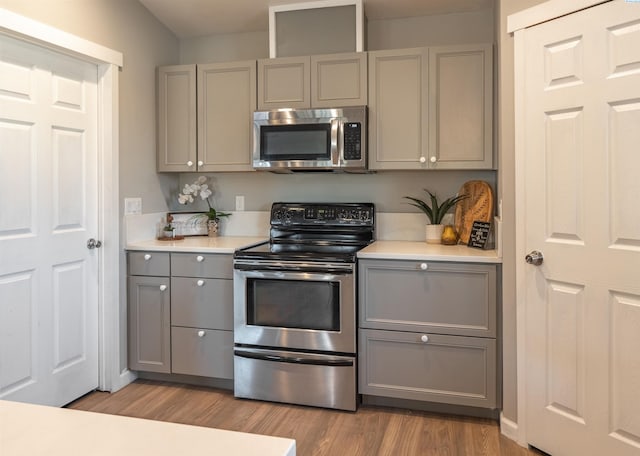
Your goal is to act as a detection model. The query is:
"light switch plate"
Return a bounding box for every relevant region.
[124,197,142,215]
[235,195,245,211]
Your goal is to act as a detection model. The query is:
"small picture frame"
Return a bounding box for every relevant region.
[468,221,492,249]
[167,212,208,237]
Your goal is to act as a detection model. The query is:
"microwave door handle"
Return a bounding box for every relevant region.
[331,118,340,166]
[234,349,353,367]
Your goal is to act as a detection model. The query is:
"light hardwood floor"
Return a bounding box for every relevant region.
[68,380,543,456]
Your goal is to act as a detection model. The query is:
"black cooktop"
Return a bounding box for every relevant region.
[234,202,375,264]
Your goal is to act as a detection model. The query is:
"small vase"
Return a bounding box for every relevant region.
[207,219,218,237]
[441,224,459,245]
[425,224,444,244]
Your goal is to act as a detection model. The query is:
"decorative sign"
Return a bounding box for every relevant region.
[167,211,208,236]
[468,221,491,249]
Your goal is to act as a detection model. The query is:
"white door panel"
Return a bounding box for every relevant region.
[521,2,640,455]
[0,35,98,406]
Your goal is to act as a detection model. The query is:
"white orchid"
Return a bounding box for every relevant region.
[177,176,230,221]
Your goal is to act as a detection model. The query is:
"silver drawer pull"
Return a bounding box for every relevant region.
[421,334,429,343]
[144,254,152,261]
[159,284,167,292]
[197,280,205,287]
[196,255,205,262]
[420,263,428,270]
[197,330,205,338]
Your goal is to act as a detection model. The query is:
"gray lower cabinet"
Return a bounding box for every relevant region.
[127,252,171,373]
[358,259,498,409]
[127,251,234,380]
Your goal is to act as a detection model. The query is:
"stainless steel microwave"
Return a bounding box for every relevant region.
[252,106,367,172]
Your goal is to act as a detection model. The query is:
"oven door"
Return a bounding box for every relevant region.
[233,261,355,354]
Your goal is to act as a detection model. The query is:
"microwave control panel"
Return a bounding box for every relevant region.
[343,122,362,161]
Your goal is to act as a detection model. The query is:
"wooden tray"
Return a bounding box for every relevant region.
[157,235,185,241]
[454,180,494,244]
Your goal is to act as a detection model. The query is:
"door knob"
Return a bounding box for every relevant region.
[87,238,102,249]
[525,250,544,266]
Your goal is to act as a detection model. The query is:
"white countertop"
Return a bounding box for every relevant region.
[0,400,296,456]
[358,241,502,263]
[126,236,267,253]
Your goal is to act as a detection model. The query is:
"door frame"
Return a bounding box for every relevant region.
[0,8,134,394]
[508,0,611,447]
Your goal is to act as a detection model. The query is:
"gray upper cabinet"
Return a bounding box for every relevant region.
[428,44,493,169]
[310,52,367,108]
[368,44,493,170]
[157,61,256,172]
[258,52,367,110]
[368,48,429,170]
[157,65,197,172]
[197,61,256,172]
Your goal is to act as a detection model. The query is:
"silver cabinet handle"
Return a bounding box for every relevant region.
[197,279,205,287]
[197,160,204,167]
[187,160,194,167]
[87,238,102,249]
[196,255,205,262]
[197,330,205,338]
[419,156,426,163]
[159,284,167,291]
[525,250,544,266]
[421,334,429,343]
[430,156,437,163]
[420,263,428,270]
[144,254,152,261]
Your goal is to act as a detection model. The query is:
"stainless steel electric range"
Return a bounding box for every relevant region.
[233,202,375,411]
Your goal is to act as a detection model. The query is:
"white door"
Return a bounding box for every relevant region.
[0,35,99,406]
[521,2,640,455]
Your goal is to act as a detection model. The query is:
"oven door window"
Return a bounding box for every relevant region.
[260,123,331,161]
[246,278,340,331]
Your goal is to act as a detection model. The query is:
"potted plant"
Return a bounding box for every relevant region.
[177,176,231,237]
[404,189,467,244]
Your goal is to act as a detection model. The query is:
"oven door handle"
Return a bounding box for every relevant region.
[234,349,354,367]
[234,261,353,274]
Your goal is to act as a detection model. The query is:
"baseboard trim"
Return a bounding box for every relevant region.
[500,413,522,444]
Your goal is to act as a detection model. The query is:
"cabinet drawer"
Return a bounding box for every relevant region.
[171,253,232,279]
[170,277,233,330]
[358,329,496,409]
[171,327,233,379]
[359,260,496,337]
[128,252,170,277]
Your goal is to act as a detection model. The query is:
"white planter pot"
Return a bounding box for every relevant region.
[425,224,444,244]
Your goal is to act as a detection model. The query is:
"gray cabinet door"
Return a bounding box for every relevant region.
[170,277,233,330]
[429,44,493,169]
[127,252,170,277]
[368,47,429,170]
[171,327,234,379]
[171,253,233,279]
[157,64,197,172]
[258,56,310,109]
[359,260,497,337]
[128,276,171,373]
[197,61,256,172]
[310,52,367,108]
[359,329,497,408]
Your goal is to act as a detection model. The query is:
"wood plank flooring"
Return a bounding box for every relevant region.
[67,380,542,456]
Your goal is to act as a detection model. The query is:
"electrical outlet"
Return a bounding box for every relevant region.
[124,197,142,215]
[235,195,245,211]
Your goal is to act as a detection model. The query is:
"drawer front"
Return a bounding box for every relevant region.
[171,327,234,379]
[171,253,232,279]
[359,260,496,337]
[128,251,170,277]
[170,277,233,330]
[358,329,497,409]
